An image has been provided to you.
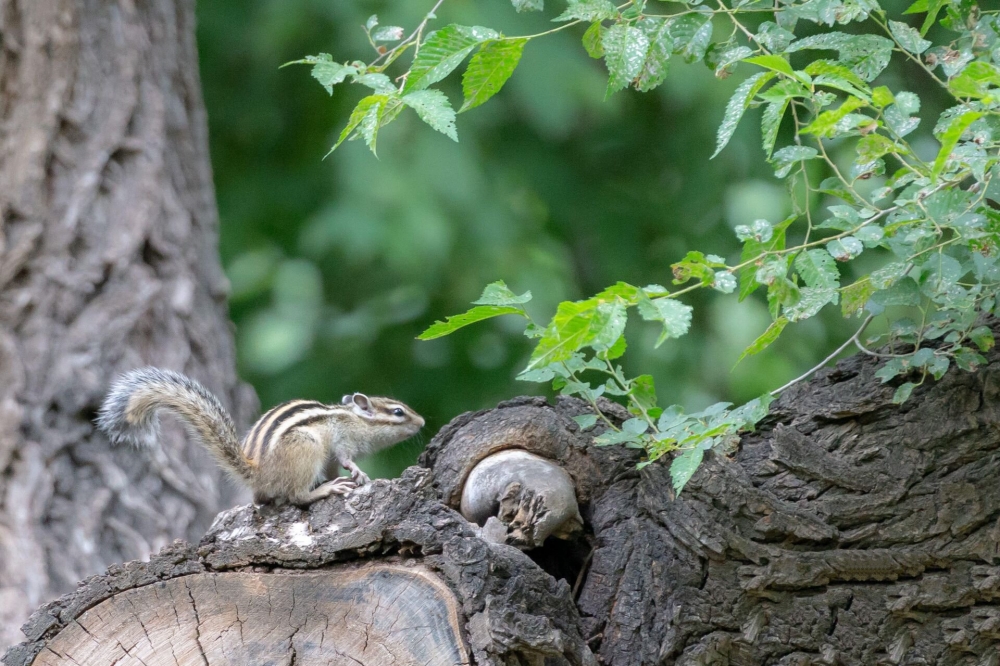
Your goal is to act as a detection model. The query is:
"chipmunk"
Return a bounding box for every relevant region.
[96,367,424,505]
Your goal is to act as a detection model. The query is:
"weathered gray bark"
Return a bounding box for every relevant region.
[0,0,255,647]
[422,339,1000,664]
[7,330,1000,663]
[3,469,595,666]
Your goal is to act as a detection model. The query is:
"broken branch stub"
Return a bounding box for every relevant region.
[2,468,596,666]
[421,396,630,550]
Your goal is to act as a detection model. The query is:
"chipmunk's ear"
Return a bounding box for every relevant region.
[341,394,353,405]
[349,392,374,415]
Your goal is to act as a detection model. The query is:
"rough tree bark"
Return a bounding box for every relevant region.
[7,325,1000,664]
[0,0,255,647]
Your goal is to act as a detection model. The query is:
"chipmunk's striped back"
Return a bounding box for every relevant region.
[240,400,349,464]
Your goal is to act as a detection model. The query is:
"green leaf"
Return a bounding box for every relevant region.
[771,145,819,178]
[637,296,693,347]
[670,447,704,493]
[803,60,869,92]
[968,326,995,352]
[554,0,618,21]
[857,134,901,162]
[795,249,840,289]
[418,305,528,339]
[631,374,658,415]
[712,72,775,158]
[573,414,599,430]
[737,316,788,363]
[841,279,874,316]
[526,298,628,370]
[948,62,1000,99]
[286,54,355,95]
[757,101,789,158]
[353,72,396,93]
[668,14,713,63]
[800,96,866,138]
[582,22,605,59]
[932,110,983,181]
[786,33,893,82]
[888,20,931,54]
[602,24,650,96]
[460,39,526,112]
[404,25,499,93]
[402,89,458,141]
[473,280,533,306]
[892,382,916,404]
[511,0,544,11]
[744,54,796,78]
[372,26,405,42]
[872,86,894,108]
[635,17,671,92]
[328,94,389,156]
[785,286,837,321]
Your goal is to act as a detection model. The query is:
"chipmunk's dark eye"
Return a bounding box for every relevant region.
[392,408,405,417]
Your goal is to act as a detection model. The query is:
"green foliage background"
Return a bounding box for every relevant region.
[196,0,940,477]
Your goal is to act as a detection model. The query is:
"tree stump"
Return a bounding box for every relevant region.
[3,468,596,666]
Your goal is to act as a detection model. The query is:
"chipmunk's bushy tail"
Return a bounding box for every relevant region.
[97,367,254,481]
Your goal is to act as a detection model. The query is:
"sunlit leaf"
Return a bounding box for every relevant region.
[418,305,528,340]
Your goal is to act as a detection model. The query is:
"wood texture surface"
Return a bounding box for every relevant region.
[33,568,468,666]
[0,0,255,646]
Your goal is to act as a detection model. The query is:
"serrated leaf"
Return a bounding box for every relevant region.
[785,286,837,321]
[473,280,533,306]
[418,305,528,339]
[353,72,396,93]
[637,296,693,347]
[526,298,628,370]
[800,96,866,138]
[512,0,544,11]
[460,39,526,112]
[582,21,605,58]
[670,447,704,493]
[737,316,788,364]
[795,249,840,289]
[888,20,931,54]
[404,25,499,93]
[602,24,650,96]
[573,414,599,430]
[554,0,618,21]
[771,145,819,178]
[669,14,713,63]
[932,110,983,180]
[402,89,458,141]
[712,72,775,158]
[804,60,869,91]
[295,55,354,95]
[760,97,791,160]
[841,278,875,316]
[328,94,389,156]
[856,134,900,162]
[636,17,671,92]
[744,54,796,78]
[786,32,893,82]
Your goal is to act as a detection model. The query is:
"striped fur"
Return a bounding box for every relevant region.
[97,367,424,505]
[96,367,253,481]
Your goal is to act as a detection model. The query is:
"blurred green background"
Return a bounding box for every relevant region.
[196,0,942,478]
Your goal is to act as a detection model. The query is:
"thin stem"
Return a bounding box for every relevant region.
[772,314,874,395]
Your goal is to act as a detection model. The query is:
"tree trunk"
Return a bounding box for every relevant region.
[0,0,255,647]
[8,328,1000,663]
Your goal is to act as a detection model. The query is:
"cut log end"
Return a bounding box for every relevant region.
[32,567,468,666]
